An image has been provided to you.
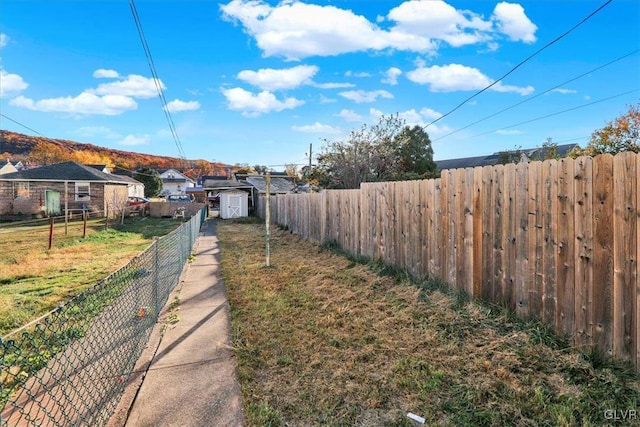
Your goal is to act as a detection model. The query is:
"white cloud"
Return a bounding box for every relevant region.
[220,0,436,60]
[165,99,201,112]
[222,87,304,117]
[220,1,537,60]
[492,2,537,43]
[0,69,28,97]
[339,89,393,103]
[496,129,523,135]
[382,67,402,85]
[406,63,533,95]
[309,81,355,89]
[387,0,492,47]
[292,122,341,134]
[336,109,363,122]
[93,69,120,79]
[120,134,151,146]
[10,93,138,115]
[549,88,577,95]
[0,33,8,48]
[76,126,121,140]
[420,107,442,120]
[237,65,318,90]
[91,74,164,99]
[345,71,372,78]
[369,108,384,119]
[319,94,337,104]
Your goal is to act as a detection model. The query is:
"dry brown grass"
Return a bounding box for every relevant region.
[219,220,640,427]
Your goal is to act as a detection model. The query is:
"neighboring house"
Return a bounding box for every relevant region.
[435,143,579,171]
[0,161,130,217]
[113,174,146,198]
[159,169,196,196]
[0,160,18,175]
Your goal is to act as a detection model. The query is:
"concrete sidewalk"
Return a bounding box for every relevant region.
[109,218,245,427]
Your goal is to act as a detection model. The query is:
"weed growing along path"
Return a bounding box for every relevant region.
[218,220,640,426]
[0,217,185,336]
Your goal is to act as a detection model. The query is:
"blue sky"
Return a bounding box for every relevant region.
[0,0,638,170]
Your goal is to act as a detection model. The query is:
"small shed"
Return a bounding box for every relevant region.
[220,190,248,219]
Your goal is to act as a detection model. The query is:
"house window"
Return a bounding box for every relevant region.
[75,182,91,201]
[13,181,29,199]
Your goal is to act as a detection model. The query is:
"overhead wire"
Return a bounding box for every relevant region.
[432,48,640,142]
[466,88,639,140]
[129,0,187,161]
[423,0,614,130]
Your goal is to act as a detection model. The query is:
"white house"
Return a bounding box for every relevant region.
[159,169,196,196]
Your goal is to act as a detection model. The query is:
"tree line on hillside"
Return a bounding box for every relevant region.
[0,130,230,180]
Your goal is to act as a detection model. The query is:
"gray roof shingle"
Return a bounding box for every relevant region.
[0,161,129,184]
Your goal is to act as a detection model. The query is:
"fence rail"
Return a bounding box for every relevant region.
[258,152,640,372]
[0,208,207,426]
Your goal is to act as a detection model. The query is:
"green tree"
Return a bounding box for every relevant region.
[316,114,438,189]
[391,125,437,180]
[134,167,163,197]
[570,102,640,157]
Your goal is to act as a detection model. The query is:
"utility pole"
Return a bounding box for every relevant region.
[308,143,313,169]
[265,170,271,267]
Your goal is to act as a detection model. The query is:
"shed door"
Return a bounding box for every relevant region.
[228,195,242,218]
[45,190,61,215]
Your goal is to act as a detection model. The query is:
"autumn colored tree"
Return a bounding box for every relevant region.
[570,102,640,157]
[29,142,72,165]
[72,150,114,168]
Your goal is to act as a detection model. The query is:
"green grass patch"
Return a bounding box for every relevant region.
[0,217,182,336]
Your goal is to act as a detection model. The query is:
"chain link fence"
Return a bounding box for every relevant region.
[1,208,207,426]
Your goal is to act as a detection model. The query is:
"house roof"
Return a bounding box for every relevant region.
[435,143,579,171]
[112,174,144,185]
[244,176,296,194]
[0,161,129,184]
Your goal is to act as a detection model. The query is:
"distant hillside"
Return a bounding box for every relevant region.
[0,130,233,178]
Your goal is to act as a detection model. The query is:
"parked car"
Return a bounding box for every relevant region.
[127,196,151,214]
[167,194,194,203]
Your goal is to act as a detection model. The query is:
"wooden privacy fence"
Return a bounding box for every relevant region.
[257,152,640,371]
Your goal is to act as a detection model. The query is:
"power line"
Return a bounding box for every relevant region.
[424,0,614,130]
[467,88,639,139]
[433,49,640,142]
[129,0,187,161]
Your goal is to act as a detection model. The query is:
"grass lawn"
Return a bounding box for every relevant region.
[0,216,186,336]
[218,219,640,427]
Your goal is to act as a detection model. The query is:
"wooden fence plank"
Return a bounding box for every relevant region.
[472,167,483,298]
[421,179,432,279]
[527,161,543,320]
[613,152,637,362]
[492,165,505,303]
[515,161,529,317]
[542,160,559,327]
[433,179,443,281]
[574,156,594,349]
[441,172,452,286]
[503,163,516,308]
[482,166,494,301]
[557,158,576,336]
[455,168,466,290]
[464,168,475,296]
